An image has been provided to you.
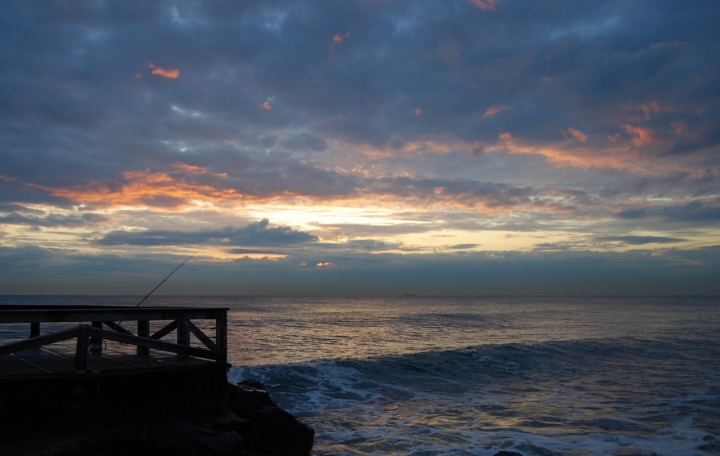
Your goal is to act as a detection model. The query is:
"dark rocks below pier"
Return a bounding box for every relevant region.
[6,380,314,456]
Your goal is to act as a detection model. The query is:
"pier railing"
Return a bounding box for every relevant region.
[0,305,228,372]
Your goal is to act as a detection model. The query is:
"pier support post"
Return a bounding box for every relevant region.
[137,319,150,355]
[75,325,90,373]
[30,322,40,338]
[177,318,190,358]
[216,316,227,365]
[90,321,103,355]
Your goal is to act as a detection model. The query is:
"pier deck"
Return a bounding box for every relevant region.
[0,304,230,429]
[0,344,215,378]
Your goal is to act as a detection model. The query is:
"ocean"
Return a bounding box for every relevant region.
[1,295,719,455]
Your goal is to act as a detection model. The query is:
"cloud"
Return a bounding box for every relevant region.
[566,127,588,142]
[148,62,180,79]
[2,244,720,295]
[332,32,350,44]
[449,244,479,249]
[616,201,720,223]
[0,204,43,214]
[468,0,499,11]
[595,235,685,245]
[622,125,661,147]
[0,212,108,228]
[97,219,318,247]
[484,105,509,117]
[321,239,402,252]
[226,248,286,255]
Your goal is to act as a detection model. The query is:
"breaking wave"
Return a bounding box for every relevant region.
[230,337,720,455]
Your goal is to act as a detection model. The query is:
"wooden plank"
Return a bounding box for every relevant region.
[177,319,190,358]
[137,320,150,355]
[10,353,53,374]
[0,327,79,357]
[216,316,227,365]
[150,320,177,340]
[75,325,90,372]
[90,321,103,355]
[0,348,216,379]
[90,328,220,361]
[0,308,227,324]
[102,321,133,335]
[187,320,217,351]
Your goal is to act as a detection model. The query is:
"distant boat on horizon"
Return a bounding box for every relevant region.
[405,292,415,296]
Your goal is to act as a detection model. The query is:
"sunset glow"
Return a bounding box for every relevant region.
[1,1,719,295]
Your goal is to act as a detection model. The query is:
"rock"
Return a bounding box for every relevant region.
[53,433,144,456]
[240,450,267,456]
[494,451,523,456]
[249,406,315,456]
[143,417,244,456]
[228,382,276,418]
[237,379,271,393]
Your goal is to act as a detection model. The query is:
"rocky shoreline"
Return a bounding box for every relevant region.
[4,379,527,456]
[4,379,313,456]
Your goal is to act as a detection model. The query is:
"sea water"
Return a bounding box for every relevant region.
[1,295,719,455]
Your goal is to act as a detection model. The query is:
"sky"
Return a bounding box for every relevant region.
[1,0,719,295]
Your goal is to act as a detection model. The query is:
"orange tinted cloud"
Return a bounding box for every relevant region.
[622,124,661,147]
[330,32,351,52]
[172,162,228,178]
[262,101,272,111]
[567,127,588,142]
[148,62,180,79]
[496,135,710,177]
[333,32,350,43]
[172,163,207,173]
[36,169,240,210]
[414,108,423,116]
[484,105,509,117]
[468,0,499,11]
[499,132,512,140]
[623,101,678,121]
[671,121,689,136]
[498,141,651,172]
[638,102,661,120]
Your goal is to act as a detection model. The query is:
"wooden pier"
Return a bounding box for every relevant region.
[0,305,230,430]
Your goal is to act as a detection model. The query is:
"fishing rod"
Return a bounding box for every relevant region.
[136,251,197,307]
[87,252,197,356]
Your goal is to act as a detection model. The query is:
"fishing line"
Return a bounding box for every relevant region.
[87,252,197,355]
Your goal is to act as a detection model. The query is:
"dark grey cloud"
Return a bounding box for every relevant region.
[226,248,286,255]
[0,204,43,214]
[0,212,108,227]
[449,244,479,249]
[616,200,720,223]
[97,218,317,247]
[2,0,718,187]
[322,239,401,252]
[2,243,719,295]
[595,235,685,245]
